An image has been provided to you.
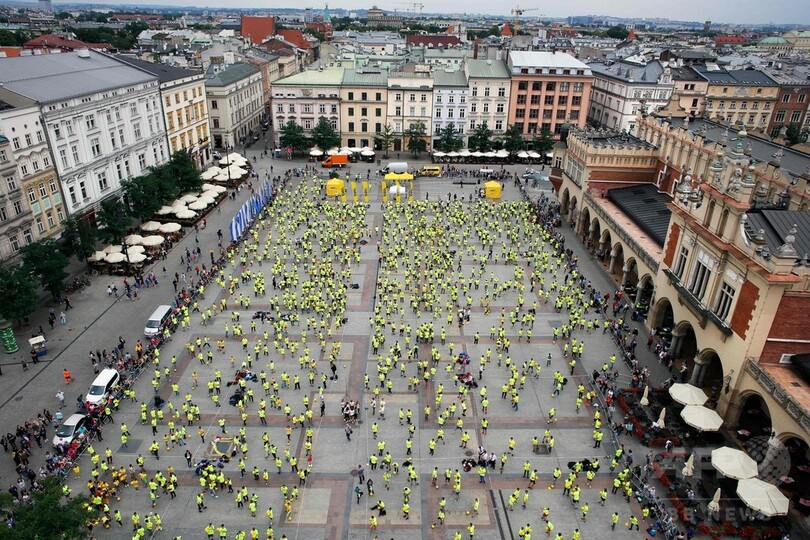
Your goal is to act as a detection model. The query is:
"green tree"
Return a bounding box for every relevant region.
[374,123,395,158]
[404,121,427,156]
[531,129,555,155]
[434,124,464,153]
[310,116,341,152]
[122,175,162,221]
[785,123,809,145]
[165,151,202,194]
[302,27,325,42]
[0,476,97,538]
[0,265,37,326]
[278,120,310,156]
[604,25,630,40]
[20,239,70,298]
[60,216,97,261]
[467,123,494,152]
[502,124,526,154]
[96,198,131,245]
[0,29,16,46]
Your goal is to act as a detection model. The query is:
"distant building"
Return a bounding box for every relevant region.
[507,51,593,136]
[205,61,263,149]
[37,0,52,14]
[692,65,779,130]
[713,35,748,46]
[405,35,461,49]
[387,71,434,152]
[271,67,343,147]
[432,69,468,146]
[340,68,388,149]
[23,34,112,52]
[241,16,276,46]
[463,59,511,138]
[366,6,403,29]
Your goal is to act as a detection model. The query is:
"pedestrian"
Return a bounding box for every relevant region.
[56,391,65,409]
[59,312,67,325]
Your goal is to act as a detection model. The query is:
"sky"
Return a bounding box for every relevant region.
[94,0,810,25]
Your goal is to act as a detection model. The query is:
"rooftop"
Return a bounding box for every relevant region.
[341,68,389,87]
[114,55,203,83]
[692,65,778,86]
[508,50,590,70]
[744,210,810,262]
[204,62,261,87]
[0,50,157,104]
[274,66,345,87]
[607,183,673,247]
[589,59,666,84]
[431,69,467,87]
[465,59,509,79]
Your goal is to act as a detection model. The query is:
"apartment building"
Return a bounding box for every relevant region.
[693,65,779,130]
[387,71,434,152]
[0,49,169,219]
[463,59,511,137]
[205,61,264,150]
[271,67,343,147]
[432,69,468,145]
[506,51,593,136]
[340,68,388,149]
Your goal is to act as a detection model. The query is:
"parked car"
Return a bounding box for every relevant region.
[52,413,89,447]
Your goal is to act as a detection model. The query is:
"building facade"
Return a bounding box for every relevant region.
[340,69,388,149]
[507,51,593,136]
[464,59,511,138]
[387,72,434,153]
[671,66,710,118]
[0,135,33,261]
[0,93,65,250]
[431,70,468,145]
[694,66,779,131]
[205,61,264,150]
[588,60,673,132]
[0,50,169,219]
[271,67,343,147]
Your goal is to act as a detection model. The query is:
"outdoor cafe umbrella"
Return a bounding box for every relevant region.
[527,151,541,159]
[188,200,209,211]
[178,194,198,204]
[459,149,471,157]
[175,209,197,220]
[517,150,529,159]
[669,383,708,406]
[640,385,650,406]
[681,405,723,432]
[432,151,446,157]
[309,147,324,157]
[158,222,182,234]
[326,148,339,156]
[711,447,758,480]
[156,205,175,215]
[707,488,722,513]
[140,235,164,247]
[736,478,790,517]
[141,221,162,232]
[124,234,144,244]
[126,245,145,256]
[88,251,106,262]
[103,244,122,254]
[657,407,666,430]
[127,252,147,264]
[495,150,509,158]
[104,252,126,264]
[682,453,695,478]
[200,167,221,180]
[214,173,231,182]
[361,149,375,157]
[447,151,459,158]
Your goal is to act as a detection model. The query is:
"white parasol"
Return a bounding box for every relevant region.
[361,149,375,157]
[140,235,164,247]
[517,150,529,158]
[178,193,198,203]
[484,151,497,158]
[214,173,231,182]
[459,149,471,157]
[156,205,175,215]
[432,151,446,157]
[711,447,758,480]
[657,407,666,430]
[126,245,145,256]
[682,453,695,477]
[527,151,541,159]
[707,488,721,513]
[140,221,162,232]
[200,167,221,180]
[680,405,723,432]
[669,383,708,406]
[495,150,510,158]
[198,194,217,204]
[87,251,106,262]
[124,234,144,244]
[640,385,650,406]
[736,478,789,517]
[104,252,126,264]
[472,151,484,157]
[175,209,197,220]
[326,147,339,156]
[103,244,122,254]
[228,166,247,177]
[158,222,182,234]
[188,200,209,210]
[309,147,324,157]
[127,252,147,264]
[207,184,227,194]
[447,151,459,158]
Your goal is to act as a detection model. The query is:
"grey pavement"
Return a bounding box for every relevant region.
[0,144,679,539]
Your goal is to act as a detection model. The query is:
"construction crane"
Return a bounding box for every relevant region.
[510,6,539,36]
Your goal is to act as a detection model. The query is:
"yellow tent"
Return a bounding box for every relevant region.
[384,172,414,181]
[485,180,502,200]
[326,178,345,197]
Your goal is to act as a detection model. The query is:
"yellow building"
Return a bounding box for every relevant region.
[340,69,388,150]
[693,65,779,131]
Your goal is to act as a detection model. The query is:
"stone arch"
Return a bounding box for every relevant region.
[732,391,772,437]
[569,195,579,224]
[780,434,810,471]
[578,206,591,239]
[637,273,655,310]
[649,297,674,331]
[609,242,624,276]
[622,257,639,291]
[690,348,724,397]
[670,321,698,377]
[589,218,602,255]
[560,187,570,215]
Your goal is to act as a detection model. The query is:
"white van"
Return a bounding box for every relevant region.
[379,162,409,175]
[144,304,173,337]
[85,368,121,407]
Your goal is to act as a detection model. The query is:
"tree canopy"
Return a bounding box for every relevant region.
[502,125,527,154]
[373,124,395,158]
[434,125,464,153]
[60,216,97,261]
[278,120,310,156]
[20,239,70,298]
[95,198,131,245]
[310,117,341,152]
[0,477,97,539]
[467,123,494,152]
[0,265,37,326]
[405,121,427,156]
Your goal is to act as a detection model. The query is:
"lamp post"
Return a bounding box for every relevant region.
[121,239,131,266]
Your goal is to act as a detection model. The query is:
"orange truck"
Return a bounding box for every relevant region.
[321,154,349,168]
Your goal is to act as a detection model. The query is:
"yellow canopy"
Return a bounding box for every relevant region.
[326,178,345,197]
[485,180,502,199]
[384,172,414,181]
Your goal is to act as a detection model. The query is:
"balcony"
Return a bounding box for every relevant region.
[662,268,733,336]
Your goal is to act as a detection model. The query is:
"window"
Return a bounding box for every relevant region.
[348,92,354,100]
[28,187,36,203]
[409,93,416,101]
[348,122,355,131]
[469,120,475,130]
[573,82,583,92]
[319,104,326,114]
[544,95,554,105]
[9,234,19,253]
[49,179,57,193]
[560,82,569,92]
[558,96,568,106]
[395,93,402,101]
[276,103,283,113]
[361,92,368,101]
[572,96,581,106]
[20,164,29,176]
[420,94,427,102]
[498,87,505,97]
[714,281,736,321]
[436,95,442,104]
[546,82,556,92]
[484,87,490,97]
[97,171,108,191]
[13,200,23,215]
[212,119,220,128]
[435,108,442,118]
[673,246,689,279]
[395,106,402,116]
[43,155,50,168]
[32,160,40,172]
[52,124,62,139]
[531,82,541,91]
[517,95,527,105]
[409,107,415,116]
[448,95,454,104]
[361,107,368,116]
[12,137,20,150]
[68,185,77,205]
[775,110,786,122]
[375,108,382,116]
[86,115,96,129]
[23,228,32,245]
[288,104,295,113]
[515,109,525,118]
[471,87,478,97]
[782,94,790,103]
[303,104,312,113]
[0,206,5,221]
[495,120,503,131]
[361,122,368,132]
[71,145,79,163]
[447,110,453,119]
[496,103,504,114]
[47,212,55,228]
[5,176,17,191]
[482,103,489,113]
[470,103,477,112]
[38,183,47,198]
[376,92,382,101]
[134,123,141,139]
[65,121,74,136]
[790,110,802,123]
[36,218,45,233]
[348,107,355,116]
[687,249,715,301]
[59,149,68,168]
[556,109,566,120]
[138,153,146,170]
[90,138,101,157]
[24,134,32,146]
[79,180,87,199]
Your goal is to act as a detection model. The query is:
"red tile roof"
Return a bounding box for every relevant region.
[278,29,312,50]
[241,16,276,45]
[23,35,111,51]
[405,35,461,47]
[501,22,512,36]
[714,35,748,44]
[0,47,21,57]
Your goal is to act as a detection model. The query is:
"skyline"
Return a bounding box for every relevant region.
[44,0,810,26]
